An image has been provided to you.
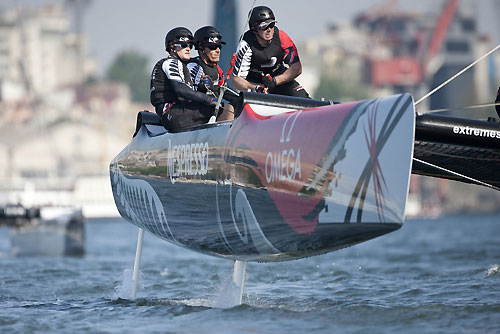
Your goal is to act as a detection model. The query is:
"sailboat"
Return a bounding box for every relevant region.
[109,90,500,301]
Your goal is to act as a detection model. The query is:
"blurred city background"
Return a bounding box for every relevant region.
[1,0,499,219]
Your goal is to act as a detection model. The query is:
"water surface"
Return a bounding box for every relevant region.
[1,213,499,333]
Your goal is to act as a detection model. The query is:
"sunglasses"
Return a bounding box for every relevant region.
[259,22,275,31]
[205,43,222,50]
[174,42,193,49]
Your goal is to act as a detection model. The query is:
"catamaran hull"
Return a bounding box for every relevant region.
[110,93,415,262]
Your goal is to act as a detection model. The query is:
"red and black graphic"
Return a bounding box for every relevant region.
[224,102,357,234]
[344,94,412,223]
[279,30,299,65]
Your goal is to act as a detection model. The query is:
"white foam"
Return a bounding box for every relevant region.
[160,267,169,277]
[116,268,143,299]
[486,264,500,277]
[211,275,246,309]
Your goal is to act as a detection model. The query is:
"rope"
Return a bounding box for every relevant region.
[413,158,500,192]
[242,0,257,42]
[415,43,500,106]
[418,102,500,115]
[210,0,257,123]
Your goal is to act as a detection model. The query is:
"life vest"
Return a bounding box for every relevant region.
[234,27,300,84]
[150,56,197,106]
[191,56,224,96]
[150,58,174,106]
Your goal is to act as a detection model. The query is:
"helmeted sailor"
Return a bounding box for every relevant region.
[495,86,500,118]
[192,25,234,121]
[231,6,309,98]
[150,27,222,131]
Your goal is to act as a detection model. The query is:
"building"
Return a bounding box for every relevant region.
[299,0,499,112]
[299,21,373,99]
[0,81,138,180]
[427,1,478,112]
[0,4,96,101]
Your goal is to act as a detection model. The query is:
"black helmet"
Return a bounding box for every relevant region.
[165,27,194,51]
[194,26,226,50]
[249,6,275,29]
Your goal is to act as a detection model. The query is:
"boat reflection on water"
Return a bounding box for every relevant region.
[0,205,85,256]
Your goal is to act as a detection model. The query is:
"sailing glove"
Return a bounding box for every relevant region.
[262,74,277,89]
[197,76,211,94]
[254,84,266,93]
[210,98,218,106]
[201,76,212,87]
[209,97,224,109]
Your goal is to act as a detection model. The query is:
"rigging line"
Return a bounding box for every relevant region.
[215,0,256,111]
[212,0,257,123]
[412,158,500,192]
[415,43,500,106]
[240,0,257,44]
[418,102,500,115]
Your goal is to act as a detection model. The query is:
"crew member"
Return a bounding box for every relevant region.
[231,6,309,98]
[192,26,234,121]
[150,27,221,131]
[495,86,500,118]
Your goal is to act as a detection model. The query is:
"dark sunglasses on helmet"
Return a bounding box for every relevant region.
[205,43,222,50]
[174,42,193,49]
[258,22,275,31]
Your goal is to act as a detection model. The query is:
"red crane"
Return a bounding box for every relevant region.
[365,0,459,88]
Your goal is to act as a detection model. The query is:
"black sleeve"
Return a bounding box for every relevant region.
[223,90,243,117]
[223,89,240,105]
[170,80,214,105]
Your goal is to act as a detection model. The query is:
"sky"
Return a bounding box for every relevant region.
[6,0,500,75]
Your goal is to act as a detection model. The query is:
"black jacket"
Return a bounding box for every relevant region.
[150,56,213,107]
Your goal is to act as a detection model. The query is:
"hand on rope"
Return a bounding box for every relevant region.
[209,97,222,108]
[200,75,212,87]
[198,75,215,96]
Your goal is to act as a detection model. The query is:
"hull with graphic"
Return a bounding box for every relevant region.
[110,93,415,262]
